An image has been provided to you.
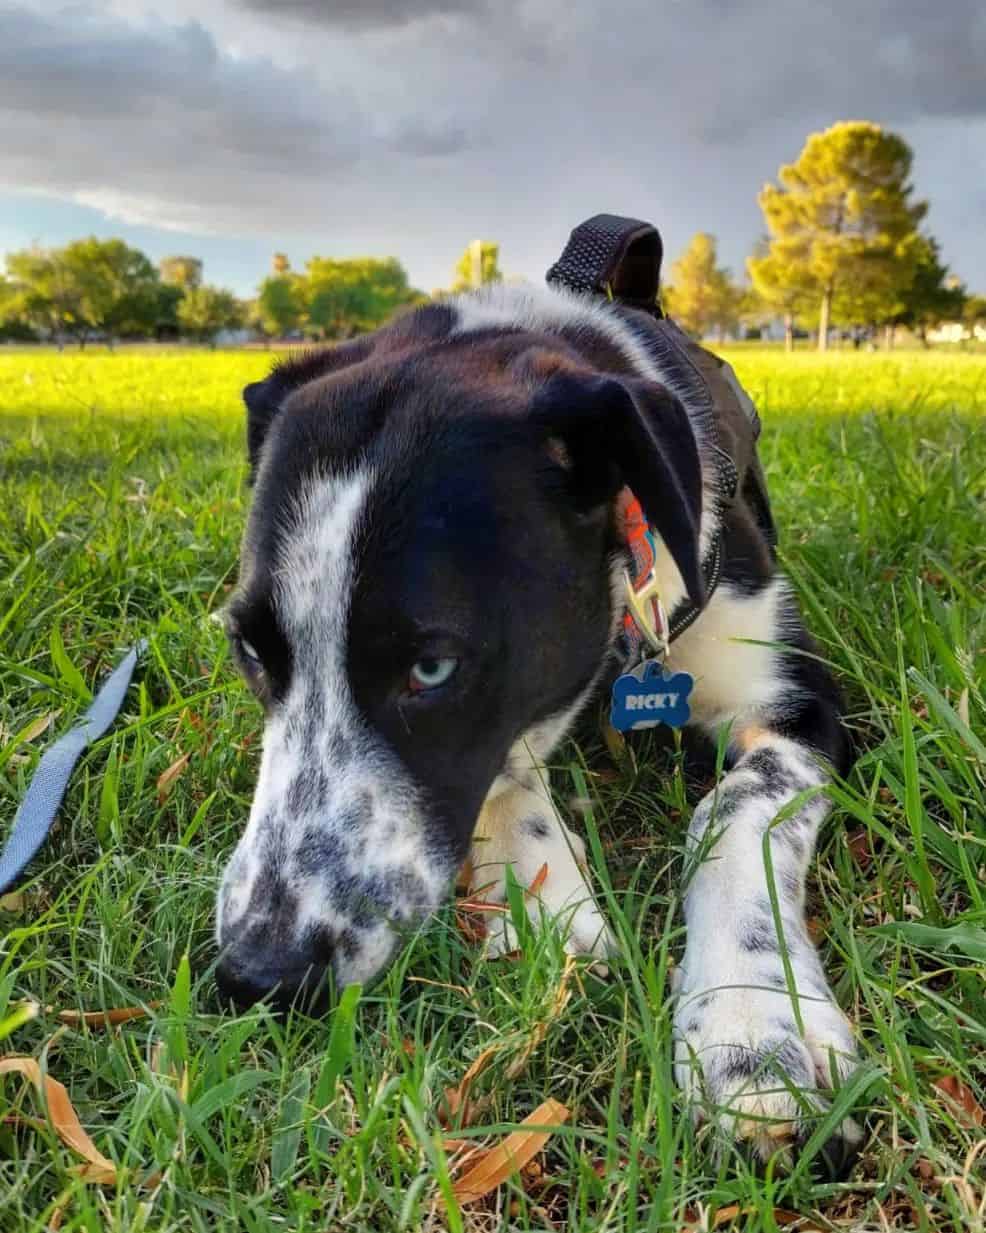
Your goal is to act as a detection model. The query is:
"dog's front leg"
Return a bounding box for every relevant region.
[467,769,615,960]
[674,728,860,1168]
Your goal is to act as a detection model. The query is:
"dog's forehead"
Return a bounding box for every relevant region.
[248,346,544,577]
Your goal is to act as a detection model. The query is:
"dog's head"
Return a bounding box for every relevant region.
[215,299,703,1009]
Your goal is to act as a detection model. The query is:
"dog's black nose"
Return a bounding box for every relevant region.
[215,945,330,1014]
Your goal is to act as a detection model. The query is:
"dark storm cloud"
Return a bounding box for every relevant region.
[236,0,496,30]
[0,3,476,234]
[0,1,983,287]
[232,0,986,128]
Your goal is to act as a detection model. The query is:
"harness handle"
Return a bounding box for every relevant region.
[546,214,663,313]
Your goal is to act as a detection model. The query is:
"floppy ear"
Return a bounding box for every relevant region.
[243,374,287,478]
[532,370,705,605]
[242,338,374,479]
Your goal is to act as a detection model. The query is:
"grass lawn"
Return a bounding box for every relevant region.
[0,346,983,1231]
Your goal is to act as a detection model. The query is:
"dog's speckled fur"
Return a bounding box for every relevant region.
[215,282,859,1169]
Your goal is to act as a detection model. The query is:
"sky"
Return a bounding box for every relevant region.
[1,1,984,298]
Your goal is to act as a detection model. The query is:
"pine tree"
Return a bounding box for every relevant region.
[662,233,739,340]
[749,122,927,350]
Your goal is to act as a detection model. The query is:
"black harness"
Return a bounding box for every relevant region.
[546,213,763,646]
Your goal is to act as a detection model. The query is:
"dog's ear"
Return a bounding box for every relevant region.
[532,369,705,605]
[242,338,374,478]
[243,374,287,478]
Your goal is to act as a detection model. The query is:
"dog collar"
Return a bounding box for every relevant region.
[619,494,725,666]
[613,497,697,732]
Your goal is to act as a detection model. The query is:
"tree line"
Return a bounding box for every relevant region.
[1,122,983,349]
[0,234,506,347]
[0,242,433,348]
[666,122,983,349]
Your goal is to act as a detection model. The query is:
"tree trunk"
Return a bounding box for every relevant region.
[883,324,895,350]
[784,313,793,352]
[818,287,832,352]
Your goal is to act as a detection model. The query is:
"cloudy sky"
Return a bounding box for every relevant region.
[2,1,984,296]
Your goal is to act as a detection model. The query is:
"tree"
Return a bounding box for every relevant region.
[734,284,775,341]
[662,233,740,339]
[67,239,162,340]
[176,285,244,345]
[0,275,37,340]
[451,241,502,291]
[963,295,986,341]
[751,122,928,350]
[3,248,75,342]
[153,282,185,339]
[3,237,161,345]
[889,238,965,345]
[256,274,305,340]
[747,235,818,350]
[272,252,292,276]
[159,256,203,290]
[306,256,421,339]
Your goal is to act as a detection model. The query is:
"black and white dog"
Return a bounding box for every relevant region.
[215,235,860,1164]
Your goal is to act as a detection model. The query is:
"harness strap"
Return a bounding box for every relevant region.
[546,214,744,651]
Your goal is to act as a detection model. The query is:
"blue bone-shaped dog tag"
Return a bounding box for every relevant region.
[610,660,694,732]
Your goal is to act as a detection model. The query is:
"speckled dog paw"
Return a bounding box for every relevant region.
[673,980,861,1175]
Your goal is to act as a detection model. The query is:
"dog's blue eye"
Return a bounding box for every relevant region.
[408,656,458,693]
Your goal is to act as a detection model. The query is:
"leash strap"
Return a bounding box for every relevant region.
[0,641,146,895]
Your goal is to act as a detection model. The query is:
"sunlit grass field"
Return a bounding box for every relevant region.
[0,346,984,1231]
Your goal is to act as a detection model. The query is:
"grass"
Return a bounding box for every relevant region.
[0,345,984,1231]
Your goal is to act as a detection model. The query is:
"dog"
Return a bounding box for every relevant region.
[214,217,861,1169]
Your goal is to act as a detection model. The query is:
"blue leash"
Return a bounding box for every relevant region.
[0,641,146,895]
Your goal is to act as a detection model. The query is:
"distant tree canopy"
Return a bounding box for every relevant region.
[176,285,243,345]
[748,121,960,349]
[0,241,421,345]
[964,295,986,331]
[451,241,502,291]
[3,238,165,345]
[662,233,740,339]
[256,273,305,340]
[889,237,967,342]
[306,256,422,338]
[159,256,203,290]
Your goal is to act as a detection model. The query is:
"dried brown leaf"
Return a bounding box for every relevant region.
[441,1043,501,1128]
[846,827,872,868]
[21,710,61,744]
[526,863,549,897]
[454,910,488,945]
[156,752,191,804]
[448,1098,570,1206]
[55,1001,161,1028]
[933,1075,985,1127]
[0,1056,117,1183]
[709,1206,815,1230]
